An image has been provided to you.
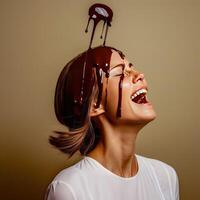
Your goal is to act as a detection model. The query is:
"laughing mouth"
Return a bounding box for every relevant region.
[131,88,149,104]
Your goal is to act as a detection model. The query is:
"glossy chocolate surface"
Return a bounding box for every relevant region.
[55,4,126,129]
[85,3,113,48]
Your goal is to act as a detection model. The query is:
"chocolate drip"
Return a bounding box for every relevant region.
[80,51,89,107]
[100,21,106,39]
[85,18,90,33]
[117,65,125,117]
[104,76,109,111]
[103,23,109,46]
[85,4,113,48]
[94,64,103,108]
[56,46,126,129]
[55,3,130,129]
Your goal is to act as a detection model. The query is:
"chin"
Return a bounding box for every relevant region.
[136,110,157,125]
[128,100,156,120]
[143,113,156,123]
[115,112,156,127]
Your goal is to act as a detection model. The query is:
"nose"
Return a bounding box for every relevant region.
[132,71,145,83]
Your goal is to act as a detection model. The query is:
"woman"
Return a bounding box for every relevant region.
[45,46,179,200]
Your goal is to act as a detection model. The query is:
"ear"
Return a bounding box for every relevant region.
[90,103,105,117]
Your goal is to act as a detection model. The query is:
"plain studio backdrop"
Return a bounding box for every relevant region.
[0,0,199,199]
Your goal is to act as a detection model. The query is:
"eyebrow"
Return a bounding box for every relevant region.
[110,62,133,71]
[110,63,125,71]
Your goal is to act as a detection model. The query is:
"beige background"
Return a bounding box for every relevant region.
[1,0,199,199]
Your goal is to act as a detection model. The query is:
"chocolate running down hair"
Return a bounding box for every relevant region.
[50,46,125,157]
[49,4,126,157]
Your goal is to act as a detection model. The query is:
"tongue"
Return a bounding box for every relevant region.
[138,96,147,104]
[132,94,147,104]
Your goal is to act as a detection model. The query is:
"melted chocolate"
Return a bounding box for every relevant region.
[85,3,113,48]
[55,5,128,129]
[57,46,126,128]
[117,64,125,117]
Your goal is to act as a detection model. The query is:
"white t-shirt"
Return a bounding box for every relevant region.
[45,154,179,200]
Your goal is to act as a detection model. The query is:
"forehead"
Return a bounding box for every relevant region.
[110,50,129,68]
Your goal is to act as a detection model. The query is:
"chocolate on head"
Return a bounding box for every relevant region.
[54,46,125,130]
[54,4,126,130]
[85,3,113,48]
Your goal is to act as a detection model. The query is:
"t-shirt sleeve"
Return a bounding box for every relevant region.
[148,158,180,200]
[165,164,180,200]
[173,169,180,200]
[44,180,77,200]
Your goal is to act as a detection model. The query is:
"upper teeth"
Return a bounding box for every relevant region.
[131,88,147,100]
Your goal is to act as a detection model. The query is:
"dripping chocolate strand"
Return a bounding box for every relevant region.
[82,4,127,120]
[79,51,89,106]
[85,4,113,48]
[116,64,125,117]
[100,21,106,39]
[103,23,109,46]
[85,17,91,33]
[88,21,98,49]
[61,45,126,130]
[104,75,109,111]
[94,65,103,108]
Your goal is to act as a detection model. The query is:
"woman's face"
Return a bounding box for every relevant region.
[101,50,156,125]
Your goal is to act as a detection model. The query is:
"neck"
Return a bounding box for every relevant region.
[87,115,145,178]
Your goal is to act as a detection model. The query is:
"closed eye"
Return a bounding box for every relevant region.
[109,70,123,77]
[113,73,123,77]
[109,62,135,78]
[109,65,124,77]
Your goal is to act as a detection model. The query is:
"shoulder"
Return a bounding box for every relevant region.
[45,180,77,200]
[52,158,85,185]
[138,154,178,181]
[137,154,179,199]
[139,154,177,175]
[45,158,85,200]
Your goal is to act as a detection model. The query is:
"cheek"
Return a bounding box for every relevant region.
[121,80,132,108]
[122,80,132,89]
[102,78,132,109]
[121,77,132,97]
[102,78,119,115]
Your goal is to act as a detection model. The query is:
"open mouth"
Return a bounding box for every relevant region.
[131,88,148,104]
